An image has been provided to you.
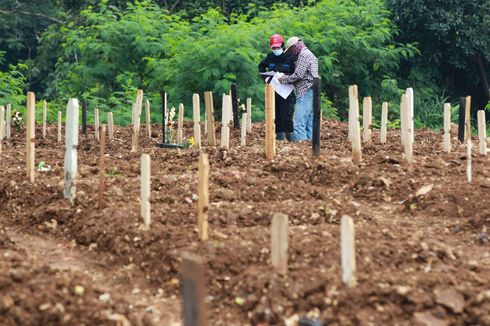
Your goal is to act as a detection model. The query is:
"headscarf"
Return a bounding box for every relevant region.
[290,41,305,56]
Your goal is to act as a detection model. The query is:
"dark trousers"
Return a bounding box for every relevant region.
[275,93,295,133]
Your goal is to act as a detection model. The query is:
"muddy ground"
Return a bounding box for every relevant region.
[1,120,490,326]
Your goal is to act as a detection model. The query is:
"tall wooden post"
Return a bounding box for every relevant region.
[177,103,184,143]
[349,86,361,164]
[362,97,372,143]
[312,77,321,157]
[380,102,388,144]
[241,113,247,146]
[271,213,288,274]
[406,88,414,142]
[64,99,79,205]
[265,84,275,160]
[465,96,472,142]
[443,103,451,152]
[221,94,231,148]
[141,153,151,229]
[82,99,87,137]
[145,99,151,139]
[26,92,36,183]
[57,111,62,143]
[231,83,240,129]
[204,91,216,146]
[5,104,11,139]
[136,89,144,117]
[467,139,472,183]
[107,112,114,140]
[94,108,100,141]
[193,94,202,148]
[341,215,356,288]
[161,91,166,143]
[131,104,140,152]
[246,98,252,133]
[98,125,106,209]
[42,100,47,139]
[458,97,466,143]
[197,153,209,241]
[477,110,487,155]
[181,254,209,326]
[0,106,4,156]
[401,94,413,164]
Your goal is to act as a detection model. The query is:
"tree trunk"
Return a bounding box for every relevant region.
[473,55,490,101]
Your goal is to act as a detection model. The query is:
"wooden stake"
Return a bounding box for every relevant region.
[64,99,79,205]
[241,113,247,146]
[204,91,216,146]
[197,153,209,241]
[477,110,487,155]
[400,95,406,146]
[341,215,356,288]
[348,86,358,141]
[98,124,106,209]
[380,102,388,144]
[443,103,451,152]
[57,111,62,143]
[136,89,144,117]
[145,99,151,139]
[465,96,472,142]
[0,106,4,156]
[82,100,87,137]
[271,213,288,274]
[177,103,184,143]
[141,153,151,229]
[402,94,413,164]
[5,104,11,139]
[131,103,140,152]
[193,94,201,148]
[26,92,36,183]
[94,108,100,141]
[221,94,230,148]
[181,254,209,326]
[362,97,372,143]
[42,100,47,139]
[467,138,472,183]
[265,84,275,160]
[246,98,252,133]
[108,112,114,140]
[406,88,414,142]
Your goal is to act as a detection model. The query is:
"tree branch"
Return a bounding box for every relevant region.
[0,9,65,24]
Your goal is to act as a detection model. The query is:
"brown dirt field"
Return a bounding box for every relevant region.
[1,120,490,325]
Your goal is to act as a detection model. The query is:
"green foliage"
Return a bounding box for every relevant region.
[0,52,27,108]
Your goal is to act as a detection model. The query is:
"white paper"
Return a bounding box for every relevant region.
[270,72,294,99]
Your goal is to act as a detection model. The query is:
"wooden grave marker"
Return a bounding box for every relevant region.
[145,99,151,139]
[177,103,184,144]
[477,110,487,155]
[204,91,216,146]
[193,94,202,148]
[362,97,372,143]
[26,92,36,183]
[57,111,62,143]
[64,99,79,204]
[98,124,107,209]
[197,153,209,241]
[141,153,151,229]
[271,213,288,274]
[265,84,276,160]
[380,102,388,144]
[42,100,47,139]
[443,103,451,152]
[341,215,356,288]
[246,98,252,133]
[181,254,208,326]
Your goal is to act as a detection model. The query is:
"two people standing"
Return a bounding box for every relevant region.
[259,34,318,142]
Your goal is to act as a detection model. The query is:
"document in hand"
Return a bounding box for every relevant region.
[259,71,295,99]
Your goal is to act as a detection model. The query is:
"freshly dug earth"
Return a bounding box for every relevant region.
[1,120,490,325]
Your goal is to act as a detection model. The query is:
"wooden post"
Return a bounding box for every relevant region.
[312,77,321,157]
[362,97,372,143]
[443,103,451,152]
[400,95,406,145]
[42,100,47,139]
[193,94,201,148]
[82,99,87,137]
[26,92,36,183]
[177,103,184,143]
[380,102,388,144]
[458,97,466,143]
[406,88,414,142]
[220,94,230,148]
[348,85,359,141]
[477,110,487,155]
[467,138,472,183]
[181,254,209,326]
[204,91,216,146]
[98,125,106,209]
[57,111,62,143]
[141,153,151,229]
[5,104,11,139]
[241,113,247,146]
[231,83,240,129]
[136,89,144,117]
[265,84,275,160]
[108,112,114,140]
[197,153,209,241]
[64,99,79,205]
[271,213,288,274]
[145,99,151,139]
[246,98,252,133]
[161,91,167,143]
[465,96,472,142]
[94,108,100,141]
[402,94,413,164]
[131,104,140,152]
[0,106,4,156]
[341,215,356,288]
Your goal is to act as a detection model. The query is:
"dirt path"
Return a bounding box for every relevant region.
[6,227,182,326]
